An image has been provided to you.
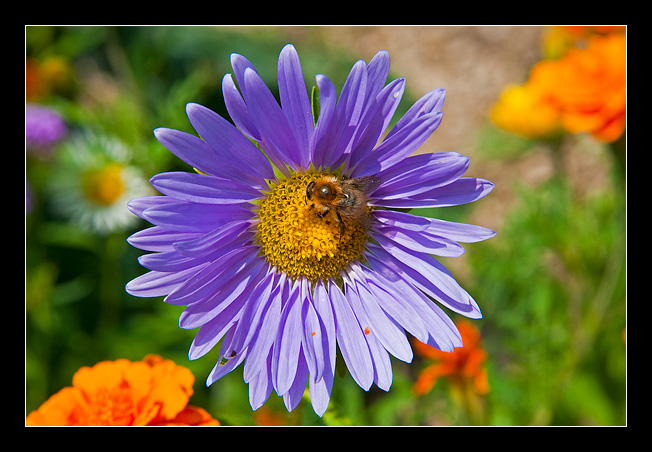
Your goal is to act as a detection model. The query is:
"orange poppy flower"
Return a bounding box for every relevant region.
[413,320,489,397]
[26,355,219,426]
[530,33,626,143]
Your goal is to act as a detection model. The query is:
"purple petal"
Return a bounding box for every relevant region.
[312,279,336,380]
[311,74,337,168]
[243,67,301,174]
[283,352,309,411]
[220,274,279,366]
[127,195,177,219]
[356,260,430,343]
[364,50,391,106]
[138,249,204,272]
[301,285,326,382]
[173,220,253,259]
[178,256,266,329]
[426,218,496,243]
[125,263,209,298]
[329,278,373,390]
[222,73,260,141]
[228,53,260,125]
[155,126,266,189]
[370,177,494,209]
[335,59,368,125]
[248,352,274,410]
[351,111,443,178]
[308,367,334,417]
[188,306,240,361]
[232,270,277,354]
[142,201,253,233]
[372,234,465,300]
[150,171,262,204]
[364,252,462,351]
[127,226,202,252]
[306,280,336,416]
[316,60,367,169]
[186,103,275,182]
[153,128,224,178]
[373,210,431,232]
[206,327,248,385]
[347,266,413,363]
[272,282,303,395]
[344,279,393,390]
[371,340,393,391]
[371,226,465,257]
[230,52,258,93]
[369,241,482,319]
[164,246,258,306]
[243,275,284,383]
[347,78,406,172]
[385,88,446,140]
[278,44,314,168]
[372,152,469,199]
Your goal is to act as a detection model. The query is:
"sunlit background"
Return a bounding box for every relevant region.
[25,26,626,426]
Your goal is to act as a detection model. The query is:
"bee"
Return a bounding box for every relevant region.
[305,174,381,232]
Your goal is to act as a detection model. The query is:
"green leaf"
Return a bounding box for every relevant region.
[311,85,320,125]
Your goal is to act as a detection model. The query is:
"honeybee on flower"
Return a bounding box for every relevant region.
[305,174,381,233]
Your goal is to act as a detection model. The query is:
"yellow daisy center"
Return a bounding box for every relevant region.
[82,163,125,206]
[256,171,370,281]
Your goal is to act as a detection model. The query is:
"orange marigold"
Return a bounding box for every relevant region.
[530,33,626,143]
[490,81,563,140]
[413,320,489,397]
[26,354,219,426]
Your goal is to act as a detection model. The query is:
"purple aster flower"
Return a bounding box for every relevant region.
[25,103,67,157]
[126,44,495,416]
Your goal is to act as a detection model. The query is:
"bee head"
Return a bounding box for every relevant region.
[305,181,316,200]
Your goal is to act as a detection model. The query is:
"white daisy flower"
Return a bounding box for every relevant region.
[48,132,152,235]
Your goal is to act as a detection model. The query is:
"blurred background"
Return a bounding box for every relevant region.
[25,26,626,426]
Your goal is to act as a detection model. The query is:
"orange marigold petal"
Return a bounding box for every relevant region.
[27,355,209,426]
[591,110,626,143]
[490,82,562,139]
[157,405,220,426]
[145,358,195,423]
[26,387,87,426]
[529,33,626,142]
[72,360,131,395]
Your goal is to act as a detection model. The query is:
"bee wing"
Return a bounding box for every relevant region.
[344,175,381,195]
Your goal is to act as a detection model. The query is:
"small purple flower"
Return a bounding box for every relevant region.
[126,44,495,416]
[25,104,67,156]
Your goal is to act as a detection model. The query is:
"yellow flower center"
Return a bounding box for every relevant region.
[256,171,370,281]
[82,163,125,206]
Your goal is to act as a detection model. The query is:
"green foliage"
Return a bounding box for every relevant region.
[468,177,625,425]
